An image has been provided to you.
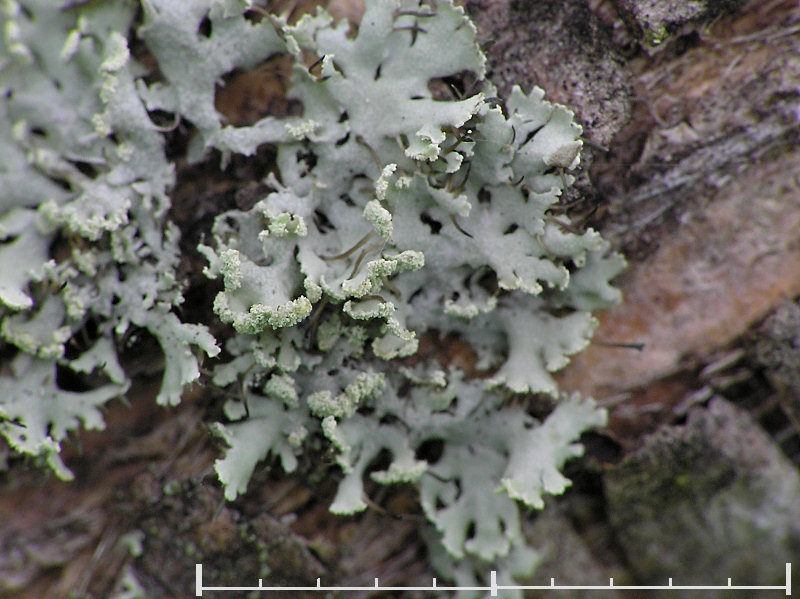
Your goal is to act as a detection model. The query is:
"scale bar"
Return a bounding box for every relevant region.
[195,563,793,596]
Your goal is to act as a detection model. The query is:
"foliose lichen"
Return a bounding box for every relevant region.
[0,0,625,591]
[191,0,624,586]
[0,0,219,478]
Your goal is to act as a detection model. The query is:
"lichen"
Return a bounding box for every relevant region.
[190,0,624,587]
[0,0,218,476]
[0,0,625,590]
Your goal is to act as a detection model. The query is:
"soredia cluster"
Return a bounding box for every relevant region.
[0,0,625,588]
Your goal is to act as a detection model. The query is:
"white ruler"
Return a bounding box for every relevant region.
[196,563,792,595]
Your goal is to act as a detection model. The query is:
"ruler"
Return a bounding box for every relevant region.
[196,562,792,595]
